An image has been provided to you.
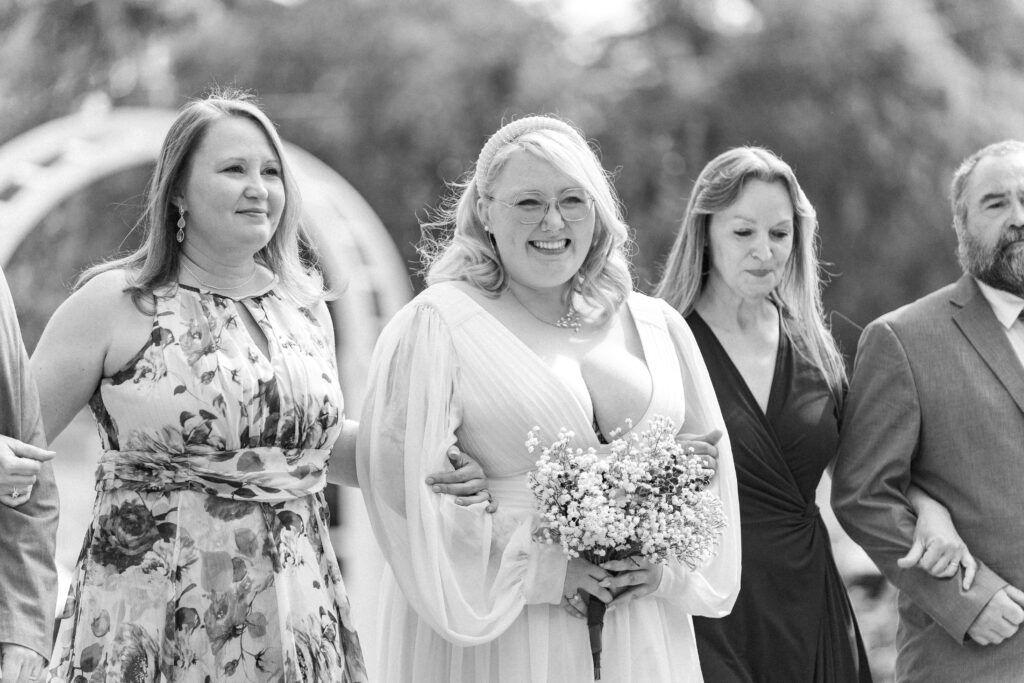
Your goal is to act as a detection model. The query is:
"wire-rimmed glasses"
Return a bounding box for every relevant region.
[487,188,594,225]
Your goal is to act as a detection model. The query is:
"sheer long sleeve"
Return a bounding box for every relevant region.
[357,300,567,647]
[654,302,742,618]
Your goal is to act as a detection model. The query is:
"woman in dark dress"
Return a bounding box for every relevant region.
[654,147,964,682]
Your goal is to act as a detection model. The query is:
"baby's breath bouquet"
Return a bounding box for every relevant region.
[526,415,726,680]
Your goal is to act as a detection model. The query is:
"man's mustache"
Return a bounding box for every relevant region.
[998,226,1024,251]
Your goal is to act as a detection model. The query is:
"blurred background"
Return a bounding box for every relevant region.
[5,0,1024,679]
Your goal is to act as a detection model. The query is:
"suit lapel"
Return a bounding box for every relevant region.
[950,275,1024,416]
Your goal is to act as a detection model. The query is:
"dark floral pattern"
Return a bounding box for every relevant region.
[51,285,366,682]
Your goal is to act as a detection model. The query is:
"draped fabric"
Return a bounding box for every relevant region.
[50,284,366,682]
[357,284,741,683]
[687,312,871,683]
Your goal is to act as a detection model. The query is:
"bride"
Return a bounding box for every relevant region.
[357,115,741,682]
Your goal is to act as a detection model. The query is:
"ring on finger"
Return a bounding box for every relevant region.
[9,486,25,500]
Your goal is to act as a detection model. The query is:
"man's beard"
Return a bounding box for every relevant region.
[958,226,1024,297]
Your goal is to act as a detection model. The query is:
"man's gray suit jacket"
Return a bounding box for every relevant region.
[0,267,58,659]
[833,275,1024,682]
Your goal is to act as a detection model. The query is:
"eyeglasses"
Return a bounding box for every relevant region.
[487,188,594,225]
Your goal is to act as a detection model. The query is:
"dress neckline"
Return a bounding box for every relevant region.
[688,310,786,421]
[434,283,658,441]
[176,279,278,302]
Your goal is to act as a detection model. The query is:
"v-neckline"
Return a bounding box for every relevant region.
[689,310,786,423]
[438,283,656,439]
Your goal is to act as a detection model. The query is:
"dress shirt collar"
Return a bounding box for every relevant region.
[974,278,1024,329]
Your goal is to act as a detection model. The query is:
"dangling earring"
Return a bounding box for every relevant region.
[176,206,186,243]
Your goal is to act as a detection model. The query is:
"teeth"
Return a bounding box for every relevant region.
[531,239,568,250]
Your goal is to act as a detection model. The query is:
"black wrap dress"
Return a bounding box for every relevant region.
[687,312,872,683]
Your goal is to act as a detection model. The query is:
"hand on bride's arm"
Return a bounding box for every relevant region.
[898,485,977,590]
[676,428,722,478]
[601,557,664,611]
[332,420,495,512]
[425,446,498,513]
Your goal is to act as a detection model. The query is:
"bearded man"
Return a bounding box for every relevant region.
[833,140,1024,682]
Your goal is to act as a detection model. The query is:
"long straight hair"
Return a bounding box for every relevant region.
[79,88,325,308]
[655,146,846,397]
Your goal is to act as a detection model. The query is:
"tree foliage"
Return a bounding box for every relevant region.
[5,0,1024,356]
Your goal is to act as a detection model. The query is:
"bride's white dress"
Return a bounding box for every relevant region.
[357,283,741,682]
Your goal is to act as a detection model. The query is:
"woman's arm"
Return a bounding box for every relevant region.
[898,484,977,590]
[30,270,140,443]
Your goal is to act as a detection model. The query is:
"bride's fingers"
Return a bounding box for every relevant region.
[561,593,587,619]
[600,558,643,572]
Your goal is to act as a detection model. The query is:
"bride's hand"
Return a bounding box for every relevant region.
[424,446,498,513]
[600,557,664,611]
[676,428,722,477]
[561,558,614,619]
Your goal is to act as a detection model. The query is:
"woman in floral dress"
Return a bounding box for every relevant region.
[30,89,488,682]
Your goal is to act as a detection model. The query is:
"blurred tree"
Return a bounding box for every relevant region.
[172,0,589,275]
[587,0,1024,356]
[6,0,1024,356]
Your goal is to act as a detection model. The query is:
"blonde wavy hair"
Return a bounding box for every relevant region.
[79,87,327,309]
[654,146,846,397]
[420,115,633,321]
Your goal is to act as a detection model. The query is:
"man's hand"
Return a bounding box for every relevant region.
[0,643,45,682]
[0,435,55,508]
[966,586,1024,645]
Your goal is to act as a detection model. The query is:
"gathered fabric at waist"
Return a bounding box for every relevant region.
[95,446,330,502]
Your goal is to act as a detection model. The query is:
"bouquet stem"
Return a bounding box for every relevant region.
[586,593,606,680]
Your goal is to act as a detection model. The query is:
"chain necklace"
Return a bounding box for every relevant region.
[180,254,259,293]
[509,287,582,333]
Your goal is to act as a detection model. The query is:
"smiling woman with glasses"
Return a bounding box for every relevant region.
[357,114,741,682]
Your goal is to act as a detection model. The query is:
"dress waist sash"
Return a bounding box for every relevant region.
[95,447,330,502]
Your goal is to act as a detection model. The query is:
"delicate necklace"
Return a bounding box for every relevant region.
[509,288,582,333]
[180,255,259,292]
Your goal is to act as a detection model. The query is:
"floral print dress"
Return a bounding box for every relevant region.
[50,284,367,683]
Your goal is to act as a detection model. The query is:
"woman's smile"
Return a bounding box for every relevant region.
[529,237,571,253]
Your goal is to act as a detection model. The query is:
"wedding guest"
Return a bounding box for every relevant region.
[0,267,58,683]
[357,115,741,682]
[30,88,489,682]
[833,139,1024,681]
[655,146,965,682]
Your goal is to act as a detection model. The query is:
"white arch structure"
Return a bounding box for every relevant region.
[0,105,411,660]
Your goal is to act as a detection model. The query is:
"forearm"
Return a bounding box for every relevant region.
[327,418,359,487]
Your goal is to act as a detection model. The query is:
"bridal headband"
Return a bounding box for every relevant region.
[474,115,584,195]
